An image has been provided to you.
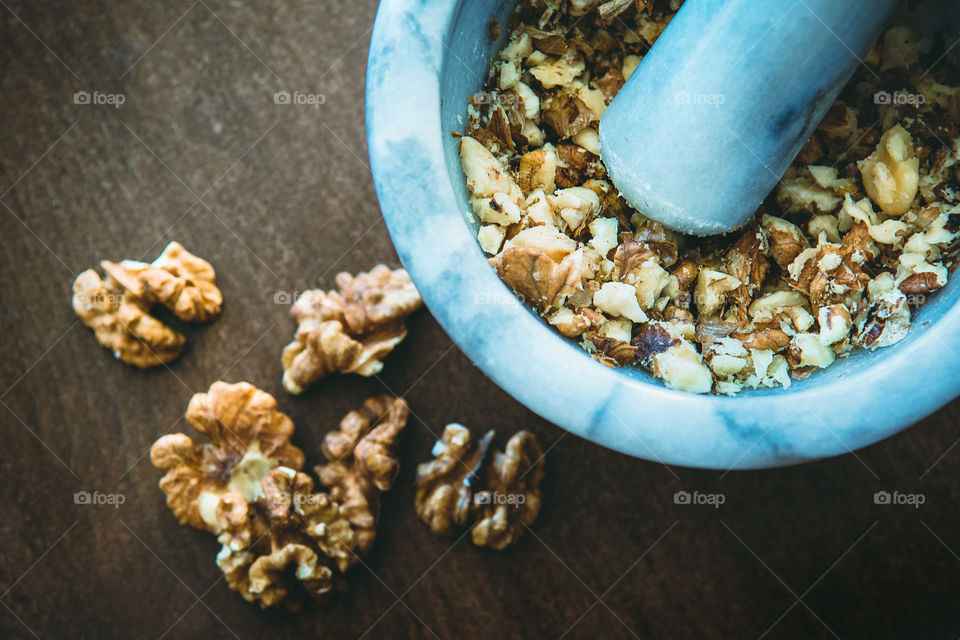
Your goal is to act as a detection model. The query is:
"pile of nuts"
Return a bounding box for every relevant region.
[73,251,546,608]
[460,0,960,394]
[151,382,409,609]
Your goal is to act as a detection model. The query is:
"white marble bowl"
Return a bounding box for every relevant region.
[365,0,960,469]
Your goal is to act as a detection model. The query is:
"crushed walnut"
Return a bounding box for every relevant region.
[415,424,544,549]
[151,381,409,609]
[460,0,960,394]
[72,242,222,368]
[281,265,423,394]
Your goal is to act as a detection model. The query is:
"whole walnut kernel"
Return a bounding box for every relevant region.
[72,242,221,368]
[150,381,305,533]
[415,425,544,549]
[281,265,422,394]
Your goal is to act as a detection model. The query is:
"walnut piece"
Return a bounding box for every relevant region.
[859,125,920,216]
[72,242,221,368]
[491,246,582,311]
[415,425,544,549]
[102,241,222,322]
[281,265,422,394]
[150,381,305,533]
[415,424,494,536]
[315,396,409,555]
[542,90,597,139]
[761,214,808,271]
[72,270,186,368]
[215,468,357,609]
[472,431,545,550]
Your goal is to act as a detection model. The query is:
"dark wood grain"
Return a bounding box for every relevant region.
[1,2,958,638]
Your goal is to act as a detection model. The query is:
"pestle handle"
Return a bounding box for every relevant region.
[598,0,902,236]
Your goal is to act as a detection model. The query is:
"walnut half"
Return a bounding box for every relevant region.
[281,265,422,394]
[315,396,409,555]
[150,381,305,533]
[72,242,222,368]
[415,425,544,549]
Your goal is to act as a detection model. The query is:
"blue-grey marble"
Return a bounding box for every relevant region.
[365,0,960,469]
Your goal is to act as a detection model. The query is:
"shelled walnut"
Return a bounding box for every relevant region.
[150,381,305,533]
[72,242,221,368]
[415,424,544,549]
[151,382,409,609]
[415,424,494,536]
[315,395,409,555]
[214,468,357,609]
[281,265,422,394]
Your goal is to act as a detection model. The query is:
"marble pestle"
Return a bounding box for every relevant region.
[598,0,903,235]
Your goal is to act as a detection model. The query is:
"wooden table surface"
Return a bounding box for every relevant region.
[1,2,959,638]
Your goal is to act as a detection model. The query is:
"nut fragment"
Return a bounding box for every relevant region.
[761,214,808,270]
[859,125,920,216]
[818,304,852,346]
[694,269,741,318]
[542,91,597,139]
[517,149,558,194]
[415,425,544,549]
[281,265,422,394]
[491,246,582,311]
